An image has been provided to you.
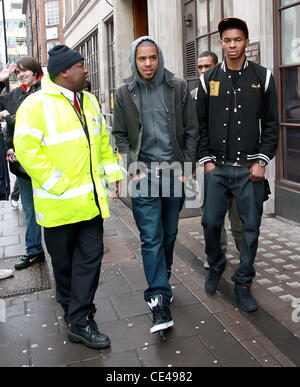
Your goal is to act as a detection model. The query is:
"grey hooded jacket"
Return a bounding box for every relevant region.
[112,36,198,173]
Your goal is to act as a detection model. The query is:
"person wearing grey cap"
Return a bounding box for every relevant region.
[113,37,198,334]
[13,45,123,349]
[196,18,279,312]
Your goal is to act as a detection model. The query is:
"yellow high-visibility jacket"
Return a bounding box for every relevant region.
[14,75,123,228]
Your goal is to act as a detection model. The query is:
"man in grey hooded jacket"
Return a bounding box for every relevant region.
[112,36,198,334]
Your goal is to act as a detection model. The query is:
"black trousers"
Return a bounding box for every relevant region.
[44,215,104,327]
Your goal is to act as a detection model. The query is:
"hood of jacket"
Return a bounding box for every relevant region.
[129,36,165,87]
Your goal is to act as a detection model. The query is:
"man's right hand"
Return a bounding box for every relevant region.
[204,161,215,174]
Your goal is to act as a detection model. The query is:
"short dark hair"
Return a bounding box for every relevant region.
[137,40,157,49]
[199,51,218,65]
[15,56,43,78]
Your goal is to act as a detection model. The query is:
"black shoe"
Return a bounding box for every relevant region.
[68,318,110,349]
[147,294,174,334]
[234,283,258,312]
[14,252,45,270]
[205,264,226,295]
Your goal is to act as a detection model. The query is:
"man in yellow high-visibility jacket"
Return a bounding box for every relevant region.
[14,45,123,349]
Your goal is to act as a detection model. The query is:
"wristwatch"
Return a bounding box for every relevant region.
[257,159,267,167]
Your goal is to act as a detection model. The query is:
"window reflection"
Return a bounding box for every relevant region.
[285,126,300,184]
[198,37,209,58]
[283,67,300,124]
[209,0,222,32]
[223,0,233,18]
[281,5,300,65]
[281,0,297,6]
[210,33,222,63]
[197,0,207,37]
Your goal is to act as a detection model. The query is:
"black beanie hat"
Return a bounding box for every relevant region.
[47,45,84,78]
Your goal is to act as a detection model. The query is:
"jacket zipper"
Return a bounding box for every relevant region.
[149,83,159,163]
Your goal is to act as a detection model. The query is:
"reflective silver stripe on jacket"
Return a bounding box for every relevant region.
[200,74,207,95]
[33,183,94,200]
[104,163,121,175]
[41,168,64,191]
[40,93,58,136]
[42,128,86,146]
[14,125,44,140]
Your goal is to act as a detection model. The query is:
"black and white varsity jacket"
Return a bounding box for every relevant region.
[196,59,279,166]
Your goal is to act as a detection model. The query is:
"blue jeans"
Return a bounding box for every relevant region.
[202,166,264,285]
[17,176,43,256]
[131,173,185,302]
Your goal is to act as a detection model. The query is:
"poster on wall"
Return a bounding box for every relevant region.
[246,42,260,64]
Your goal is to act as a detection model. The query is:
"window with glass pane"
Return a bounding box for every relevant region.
[282,67,300,124]
[47,41,60,52]
[185,0,233,84]
[223,0,233,18]
[277,1,300,188]
[209,0,222,32]
[76,33,100,102]
[196,0,233,60]
[198,36,209,57]
[281,4,300,65]
[285,126,300,183]
[197,0,208,37]
[210,33,222,63]
[7,19,25,29]
[281,0,298,6]
[45,1,59,26]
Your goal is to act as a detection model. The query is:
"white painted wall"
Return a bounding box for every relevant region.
[148,0,184,78]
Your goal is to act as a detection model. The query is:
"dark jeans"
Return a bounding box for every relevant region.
[131,173,185,302]
[202,166,264,285]
[11,179,20,201]
[44,215,104,327]
[17,176,43,255]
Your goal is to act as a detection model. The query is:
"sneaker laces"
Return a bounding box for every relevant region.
[148,296,171,322]
[148,297,159,310]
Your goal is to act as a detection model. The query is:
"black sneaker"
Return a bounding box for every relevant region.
[68,311,110,349]
[205,264,226,295]
[14,252,45,270]
[235,283,258,312]
[147,294,174,334]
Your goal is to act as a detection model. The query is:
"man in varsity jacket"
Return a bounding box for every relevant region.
[196,17,279,312]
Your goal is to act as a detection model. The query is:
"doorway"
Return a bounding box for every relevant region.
[133,0,148,39]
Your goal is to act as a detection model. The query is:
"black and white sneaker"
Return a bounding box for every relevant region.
[14,252,45,270]
[147,294,174,334]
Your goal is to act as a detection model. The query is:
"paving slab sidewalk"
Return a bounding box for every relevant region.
[1,196,298,367]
